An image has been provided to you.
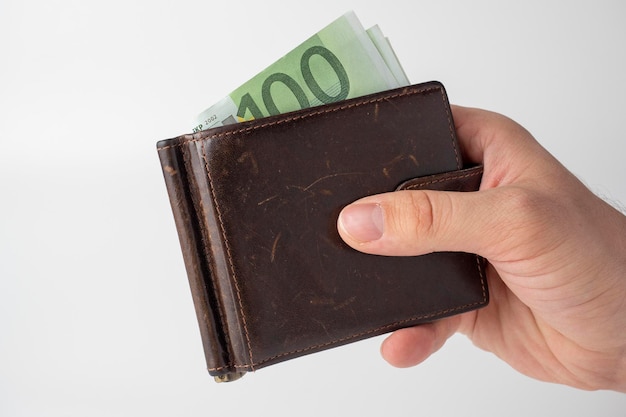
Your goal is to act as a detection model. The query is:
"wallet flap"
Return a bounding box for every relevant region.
[397,165,483,192]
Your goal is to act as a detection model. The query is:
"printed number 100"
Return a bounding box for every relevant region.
[237,46,350,120]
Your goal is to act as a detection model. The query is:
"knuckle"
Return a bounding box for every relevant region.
[496,186,561,244]
[395,190,442,240]
[501,187,548,224]
[409,191,437,237]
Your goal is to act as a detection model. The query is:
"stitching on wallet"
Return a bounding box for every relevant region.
[439,90,461,170]
[191,147,237,370]
[202,147,256,371]
[476,255,488,307]
[156,85,445,151]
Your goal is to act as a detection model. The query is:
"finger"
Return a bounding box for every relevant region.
[451,105,554,189]
[337,187,507,257]
[451,105,530,162]
[380,316,462,368]
[450,105,493,164]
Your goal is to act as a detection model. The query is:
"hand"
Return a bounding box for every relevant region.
[337,105,626,392]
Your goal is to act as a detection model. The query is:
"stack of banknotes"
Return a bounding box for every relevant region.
[193,11,409,132]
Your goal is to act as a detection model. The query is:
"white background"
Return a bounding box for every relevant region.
[1,0,625,415]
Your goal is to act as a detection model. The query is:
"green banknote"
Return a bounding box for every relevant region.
[193,11,409,132]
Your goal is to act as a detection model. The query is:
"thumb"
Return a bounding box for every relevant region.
[337,188,506,258]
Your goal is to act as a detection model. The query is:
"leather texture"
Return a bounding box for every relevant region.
[157,82,489,381]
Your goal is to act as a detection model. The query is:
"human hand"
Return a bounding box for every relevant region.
[337,105,626,392]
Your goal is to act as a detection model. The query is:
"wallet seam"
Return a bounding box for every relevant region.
[157,84,460,169]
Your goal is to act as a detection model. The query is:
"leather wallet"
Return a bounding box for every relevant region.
[157,81,488,382]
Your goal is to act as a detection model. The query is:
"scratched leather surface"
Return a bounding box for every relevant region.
[157,82,488,376]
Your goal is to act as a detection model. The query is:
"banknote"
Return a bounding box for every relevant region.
[193,11,409,132]
[366,24,409,87]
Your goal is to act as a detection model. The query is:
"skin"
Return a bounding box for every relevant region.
[337,105,626,392]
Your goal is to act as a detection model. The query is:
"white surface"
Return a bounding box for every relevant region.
[1,1,625,415]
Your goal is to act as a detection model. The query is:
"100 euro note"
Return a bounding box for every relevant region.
[193,11,409,132]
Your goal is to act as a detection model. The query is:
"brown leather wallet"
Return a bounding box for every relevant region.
[157,82,488,382]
